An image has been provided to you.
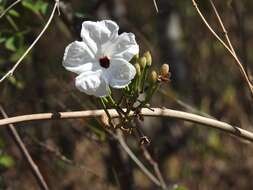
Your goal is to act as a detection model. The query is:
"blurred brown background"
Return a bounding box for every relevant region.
[1,0,253,189]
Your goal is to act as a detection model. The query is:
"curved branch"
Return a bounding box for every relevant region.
[0,106,49,190]
[0,1,58,83]
[191,0,253,96]
[0,108,252,143]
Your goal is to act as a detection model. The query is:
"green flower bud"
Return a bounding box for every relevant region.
[150,70,158,83]
[160,64,169,77]
[134,63,141,76]
[139,57,147,69]
[144,51,152,67]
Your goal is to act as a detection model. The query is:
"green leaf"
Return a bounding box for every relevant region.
[0,155,15,168]
[21,0,48,14]
[5,37,16,51]
[21,0,38,14]
[8,9,20,17]
[35,0,48,15]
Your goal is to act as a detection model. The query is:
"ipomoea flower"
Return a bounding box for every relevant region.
[63,20,139,97]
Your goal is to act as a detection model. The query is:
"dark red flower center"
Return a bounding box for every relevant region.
[99,56,110,69]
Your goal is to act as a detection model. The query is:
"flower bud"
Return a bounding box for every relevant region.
[149,70,158,83]
[134,63,141,76]
[144,51,152,67]
[160,64,169,77]
[139,57,147,69]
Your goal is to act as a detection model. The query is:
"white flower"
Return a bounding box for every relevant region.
[63,20,139,97]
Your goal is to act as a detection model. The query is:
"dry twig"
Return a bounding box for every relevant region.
[191,0,253,96]
[115,130,161,186]
[0,106,49,190]
[141,145,167,189]
[0,108,252,143]
[208,0,235,54]
[134,118,167,189]
[0,1,59,83]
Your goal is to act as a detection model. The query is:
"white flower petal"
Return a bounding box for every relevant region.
[105,32,139,61]
[63,41,96,74]
[75,71,109,97]
[81,20,119,54]
[105,58,136,88]
[63,20,140,96]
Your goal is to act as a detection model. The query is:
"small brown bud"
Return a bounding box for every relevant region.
[160,64,169,77]
[144,51,152,67]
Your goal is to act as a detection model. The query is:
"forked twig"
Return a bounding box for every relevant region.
[141,145,167,189]
[134,118,167,189]
[115,130,161,186]
[0,1,58,83]
[191,0,253,96]
[0,106,49,190]
[0,0,22,19]
[208,0,235,54]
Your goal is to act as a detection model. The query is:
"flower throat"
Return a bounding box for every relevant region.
[99,56,110,68]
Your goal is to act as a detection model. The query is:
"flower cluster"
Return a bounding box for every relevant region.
[63,20,170,139]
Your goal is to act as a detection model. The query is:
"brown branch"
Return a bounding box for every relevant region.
[191,0,253,96]
[209,0,235,54]
[0,106,49,190]
[0,108,252,143]
[134,118,167,189]
[140,145,167,189]
[115,130,161,186]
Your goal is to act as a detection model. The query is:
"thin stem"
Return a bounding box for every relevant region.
[208,0,235,54]
[0,108,253,143]
[135,118,167,189]
[107,95,126,117]
[0,106,49,190]
[0,1,58,83]
[116,130,161,186]
[141,145,167,189]
[191,0,253,96]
